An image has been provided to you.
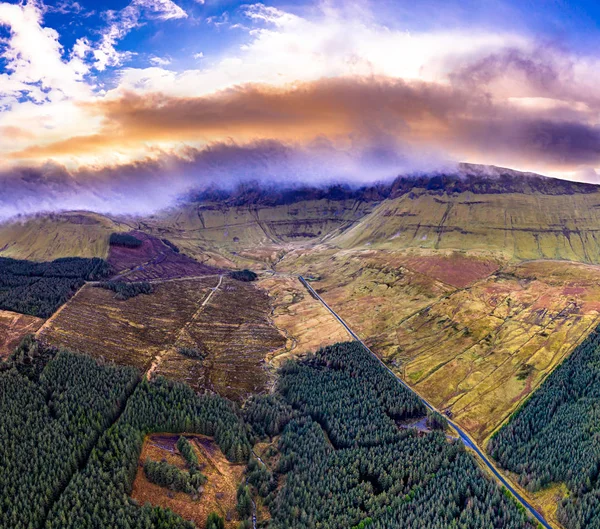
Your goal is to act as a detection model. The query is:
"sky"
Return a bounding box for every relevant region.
[2,0,600,218]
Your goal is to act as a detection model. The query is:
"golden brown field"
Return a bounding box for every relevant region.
[131,434,245,529]
[258,275,351,367]
[279,249,600,444]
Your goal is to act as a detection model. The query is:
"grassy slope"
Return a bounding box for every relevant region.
[334,190,600,263]
[0,212,128,261]
[136,199,377,268]
[278,248,600,448]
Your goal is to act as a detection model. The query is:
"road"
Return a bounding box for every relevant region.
[298,276,552,529]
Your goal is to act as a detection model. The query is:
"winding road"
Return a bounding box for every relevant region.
[298,276,552,529]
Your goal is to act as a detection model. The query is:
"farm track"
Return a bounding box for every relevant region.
[298,275,554,529]
[35,285,87,337]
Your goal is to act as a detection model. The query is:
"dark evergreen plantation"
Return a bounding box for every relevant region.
[46,376,250,529]
[0,256,111,317]
[0,345,138,529]
[110,233,143,248]
[246,342,537,529]
[143,459,206,494]
[0,335,546,529]
[96,280,154,300]
[489,324,600,529]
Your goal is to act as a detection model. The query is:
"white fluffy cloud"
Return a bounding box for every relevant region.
[0,0,90,106]
[74,0,187,71]
[2,0,600,182]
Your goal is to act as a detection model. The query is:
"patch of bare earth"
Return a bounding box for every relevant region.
[157,276,286,400]
[0,310,44,358]
[131,434,244,529]
[38,278,216,371]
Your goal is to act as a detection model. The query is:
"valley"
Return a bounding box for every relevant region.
[3,168,600,528]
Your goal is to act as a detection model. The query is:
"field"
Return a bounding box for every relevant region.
[257,275,351,367]
[108,231,221,281]
[39,276,285,400]
[278,248,465,355]
[279,249,600,444]
[154,276,286,399]
[131,434,245,529]
[0,310,43,358]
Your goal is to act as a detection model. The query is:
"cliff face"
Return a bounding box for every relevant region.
[332,189,600,262]
[2,164,600,264]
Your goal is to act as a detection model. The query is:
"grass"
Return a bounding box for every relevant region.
[332,190,600,264]
[258,275,351,368]
[0,211,127,261]
[131,433,245,529]
[279,248,600,446]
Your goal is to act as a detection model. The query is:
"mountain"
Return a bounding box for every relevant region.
[2,164,598,265]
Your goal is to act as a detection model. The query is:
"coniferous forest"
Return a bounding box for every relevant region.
[0,343,138,529]
[45,376,250,529]
[0,256,111,317]
[0,335,547,529]
[246,342,537,529]
[489,324,600,529]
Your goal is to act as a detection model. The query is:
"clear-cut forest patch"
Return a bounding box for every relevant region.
[131,434,244,529]
[0,310,43,358]
[39,276,285,400]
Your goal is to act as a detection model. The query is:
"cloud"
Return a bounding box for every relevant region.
[0,0,91,106]
[10,73,600,176]
[243,3,299,27]
[76,0,187,71]
[0,138,432,221]
[3,0,600,221]
[149,55,171,66]
[46,1,89,16]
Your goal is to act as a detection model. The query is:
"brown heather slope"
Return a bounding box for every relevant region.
[0,310,44,358]
[38,276,285,400]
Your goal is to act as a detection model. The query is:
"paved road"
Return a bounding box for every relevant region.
[298,276,552,529]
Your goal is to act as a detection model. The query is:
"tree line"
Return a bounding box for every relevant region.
[110,233,143,248]
[96,281,153,300]
[490,323,600,529]
[244,341,536,529]
[46,376,250,529]
[0,256,111,317]
[0,344,138,529]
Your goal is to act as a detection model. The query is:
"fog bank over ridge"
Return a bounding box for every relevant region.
[1,138,596,224]
[0,139,456,222]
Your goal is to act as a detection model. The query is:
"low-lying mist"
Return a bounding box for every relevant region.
[0,139,455,222]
